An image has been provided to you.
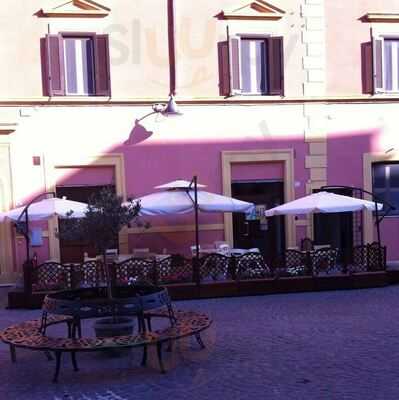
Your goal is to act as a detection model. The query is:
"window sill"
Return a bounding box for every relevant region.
[229,94,284,100]
[47,96,112,102]
[373,92,399,96]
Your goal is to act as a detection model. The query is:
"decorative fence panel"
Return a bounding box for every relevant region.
[27,245,387,295]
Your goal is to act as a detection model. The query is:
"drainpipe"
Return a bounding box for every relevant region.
[167,0,177,96]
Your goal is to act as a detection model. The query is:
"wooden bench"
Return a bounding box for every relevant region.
[0,309,212,383]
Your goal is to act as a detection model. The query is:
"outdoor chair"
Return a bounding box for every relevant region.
[300,237,314,252]
[217,244,231,256]
[351,245,368,273]
[199,253,231,282]
[157,254,193,284]
[276,250,309,277]
[132,248,150,258]
[190,245,201,256]
[71,260,106,289]
[351,242,386,273]
[113,257,155,286]
[214,241,230,249]
[368,242,387,271]
[311,248,339,275]
[31,262,71,292]
[105,249,118,263]
[235,252,271,280]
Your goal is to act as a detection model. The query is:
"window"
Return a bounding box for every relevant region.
[64,37,95,95]
[383,39,399,92]
[42,33,111,96]
[240,39,267,94]
[218,36,284,96]
[372,162,399,214]
[371,37,399,94]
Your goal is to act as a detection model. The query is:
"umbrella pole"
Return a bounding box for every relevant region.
[194,176,200,267]
[375,200,383,270]
[25,209,30,262]
[194,176,199,257]
[188,176,200,284]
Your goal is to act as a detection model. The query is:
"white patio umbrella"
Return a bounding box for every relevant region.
[265,191,383,217]
[0,197,89,222]
[137,180,254,216]
[0,196,89,262]
[133,178,255,257]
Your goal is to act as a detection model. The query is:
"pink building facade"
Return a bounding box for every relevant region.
[1,0,399,283]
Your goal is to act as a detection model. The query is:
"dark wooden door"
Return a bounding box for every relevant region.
[231,181,285,264]
[313,188,354,260]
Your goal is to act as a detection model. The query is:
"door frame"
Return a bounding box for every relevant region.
[44,153,127,261]
[222,149,296,247]
[363,151,399,244]
[0,142,14,282]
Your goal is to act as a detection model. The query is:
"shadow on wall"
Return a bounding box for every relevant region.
[124,119,154,145]
[9,124,384,266]
[327,129,399,260]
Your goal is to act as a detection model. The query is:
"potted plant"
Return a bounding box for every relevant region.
[60,187,142,337]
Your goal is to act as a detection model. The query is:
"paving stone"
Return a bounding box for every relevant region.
[1,287,399,399]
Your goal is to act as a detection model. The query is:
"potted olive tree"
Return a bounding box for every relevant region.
[60,187,143,337]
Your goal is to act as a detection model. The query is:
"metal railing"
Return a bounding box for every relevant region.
[23,244,387,298]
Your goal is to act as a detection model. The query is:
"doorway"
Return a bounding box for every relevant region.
[231,180,285,263]
[56,185,117,263]
[313,187,354,254]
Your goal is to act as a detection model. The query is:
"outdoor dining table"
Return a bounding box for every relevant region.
[287,245,331,252]
[84,254,171,263]
[198,248,260,256]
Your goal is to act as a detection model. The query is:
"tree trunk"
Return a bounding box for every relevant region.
[103,250,113,302]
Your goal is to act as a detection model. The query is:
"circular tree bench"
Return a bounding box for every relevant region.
[0,309,212,383]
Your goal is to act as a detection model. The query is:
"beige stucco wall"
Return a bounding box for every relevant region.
[326,0,399,96]
[0,0,169,99]
[3,1,399,99]
[0,0,305,100]
[175,0,304,98]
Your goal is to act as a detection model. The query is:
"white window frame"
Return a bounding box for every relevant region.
[229,34,242,95]
[240,37,269,95]
[63,36,96,96]
[230,34,271,96]
[374,34,399,94]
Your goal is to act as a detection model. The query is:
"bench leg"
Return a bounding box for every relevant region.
[53,352,62,383]
[70,351,79,372]
[137,315,146,334]
[77,320,82,338]
[9,344,16,363]
[141,345,148,367]
[166,340,173,352]
[195,333,206,349]
[157,342,166,374]
[71,319,82,339]
[71,323,77,339]
[67,321,72,338]
[44,351,54,361]
[146,317,152,332]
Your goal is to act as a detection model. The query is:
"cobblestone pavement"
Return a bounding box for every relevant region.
[2,287,399,400]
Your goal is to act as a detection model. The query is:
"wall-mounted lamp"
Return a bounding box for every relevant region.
[152,95,182,117]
